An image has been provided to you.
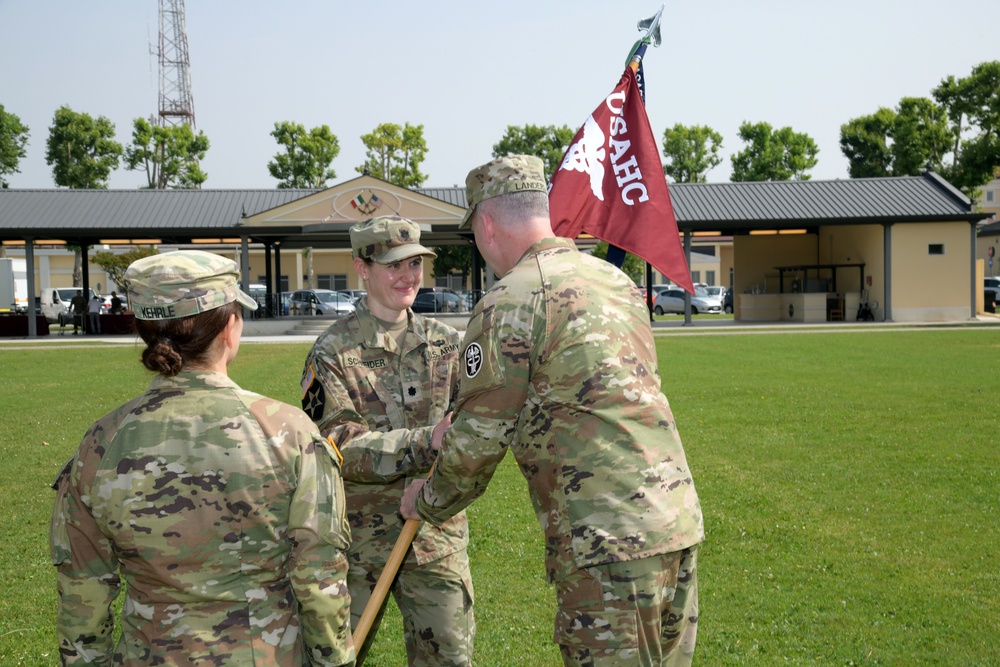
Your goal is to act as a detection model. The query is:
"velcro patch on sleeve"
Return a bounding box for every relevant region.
[301,364,326,422]
[458,305,505,398]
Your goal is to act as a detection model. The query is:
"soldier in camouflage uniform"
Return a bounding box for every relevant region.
[402,156,704,667]
[301,217,474,666]
[49,250,355,667]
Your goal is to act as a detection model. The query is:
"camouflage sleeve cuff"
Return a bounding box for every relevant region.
[406,426,437,473]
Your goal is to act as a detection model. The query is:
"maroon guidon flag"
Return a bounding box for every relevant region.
[548,66,693,293]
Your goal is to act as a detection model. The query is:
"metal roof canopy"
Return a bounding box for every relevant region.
[669,171,984,232]
[0,171,984,245]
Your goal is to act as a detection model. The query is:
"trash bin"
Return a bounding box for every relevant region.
[985,290,996,314]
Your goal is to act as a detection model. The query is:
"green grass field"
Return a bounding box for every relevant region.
[1,328,998,665]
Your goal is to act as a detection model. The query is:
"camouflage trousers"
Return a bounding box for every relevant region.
[554,546,699,667]
[349,549,475,667]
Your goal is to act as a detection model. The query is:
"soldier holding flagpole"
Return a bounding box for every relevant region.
[402,152,703,667]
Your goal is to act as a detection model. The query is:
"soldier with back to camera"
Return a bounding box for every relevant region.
[403,155,704,667]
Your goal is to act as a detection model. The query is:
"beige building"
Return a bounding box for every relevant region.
[0,170,988,337]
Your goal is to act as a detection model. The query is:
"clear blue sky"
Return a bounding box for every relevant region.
[2,0,998,190]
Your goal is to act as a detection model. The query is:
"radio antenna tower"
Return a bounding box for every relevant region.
[158,0,196,128]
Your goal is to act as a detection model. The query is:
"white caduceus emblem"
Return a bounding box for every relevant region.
[465,342,483,378]
[558,115,606,200]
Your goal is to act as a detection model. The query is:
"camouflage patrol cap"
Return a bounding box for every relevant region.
[125,250,258,320]
[351,216,436,264]
[460,154,547,229]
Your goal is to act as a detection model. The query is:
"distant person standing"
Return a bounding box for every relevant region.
[87,294,102,334]
[69,289,86,335]
[109,290,123,314]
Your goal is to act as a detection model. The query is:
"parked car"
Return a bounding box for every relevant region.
[649,284,674,297]
[652,287,723,315]
[693,285,724,312]
[722,287,734,314]
[288,289,356,316]
[701,285,726,300]
[337,289,368,304]
[412,287,468,314]
[101,293,128,314]
[457,290,481,310]
[985,277,1000,299]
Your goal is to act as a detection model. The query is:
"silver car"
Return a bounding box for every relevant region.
[288,289,356,316]
[653,287,723,315]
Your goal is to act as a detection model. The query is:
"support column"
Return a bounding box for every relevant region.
[240,237,252,319]
[970,222,978,319]
[683,230,692,325]
[274,243,283,317]
[26,240,37,337]
[882,223,892,322]
[645,261,653,322]
[264,241,273,318]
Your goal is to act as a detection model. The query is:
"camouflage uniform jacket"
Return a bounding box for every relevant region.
[49,370,355,667]
[301,300,468,566]
[418,237,705,582]
[70,294,87,315]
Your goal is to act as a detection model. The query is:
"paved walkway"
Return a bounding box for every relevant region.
[2,314,998,349]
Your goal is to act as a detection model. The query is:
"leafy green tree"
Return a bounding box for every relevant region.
[124,117,209,189]
[431,245,473,278]
[492,124,575,179]
[45,105,122,188]
[0,104,30,188]
[661,124,723,183]
[839,108,896,178]
[933,60,1000,193]
[840,99,950,179]
[838,62,1000,196]
[890,97,951,176]
[267,121,340,189]
[731,121,819,181]
[590,241,644,284]
[92,246,160,291]
[356,122,427,187]
[46,106,123,284]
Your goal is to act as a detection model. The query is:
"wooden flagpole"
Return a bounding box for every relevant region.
[351,516,421,655]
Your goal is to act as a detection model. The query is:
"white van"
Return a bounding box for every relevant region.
[41,287,96,325]
[0,258,28,313]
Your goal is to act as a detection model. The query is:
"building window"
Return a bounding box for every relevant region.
[987,190,995,202]
[691,271,701,283]
[435,273,466,291]
[317,274,347,290]
[706,270,716,285]
[928,244,944,255]
[257,275,290,292]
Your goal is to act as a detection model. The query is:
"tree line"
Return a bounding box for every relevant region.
[2,61,997,285]
[1,60,997,195]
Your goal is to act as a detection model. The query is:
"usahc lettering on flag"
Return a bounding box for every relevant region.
[548,66,693,293]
